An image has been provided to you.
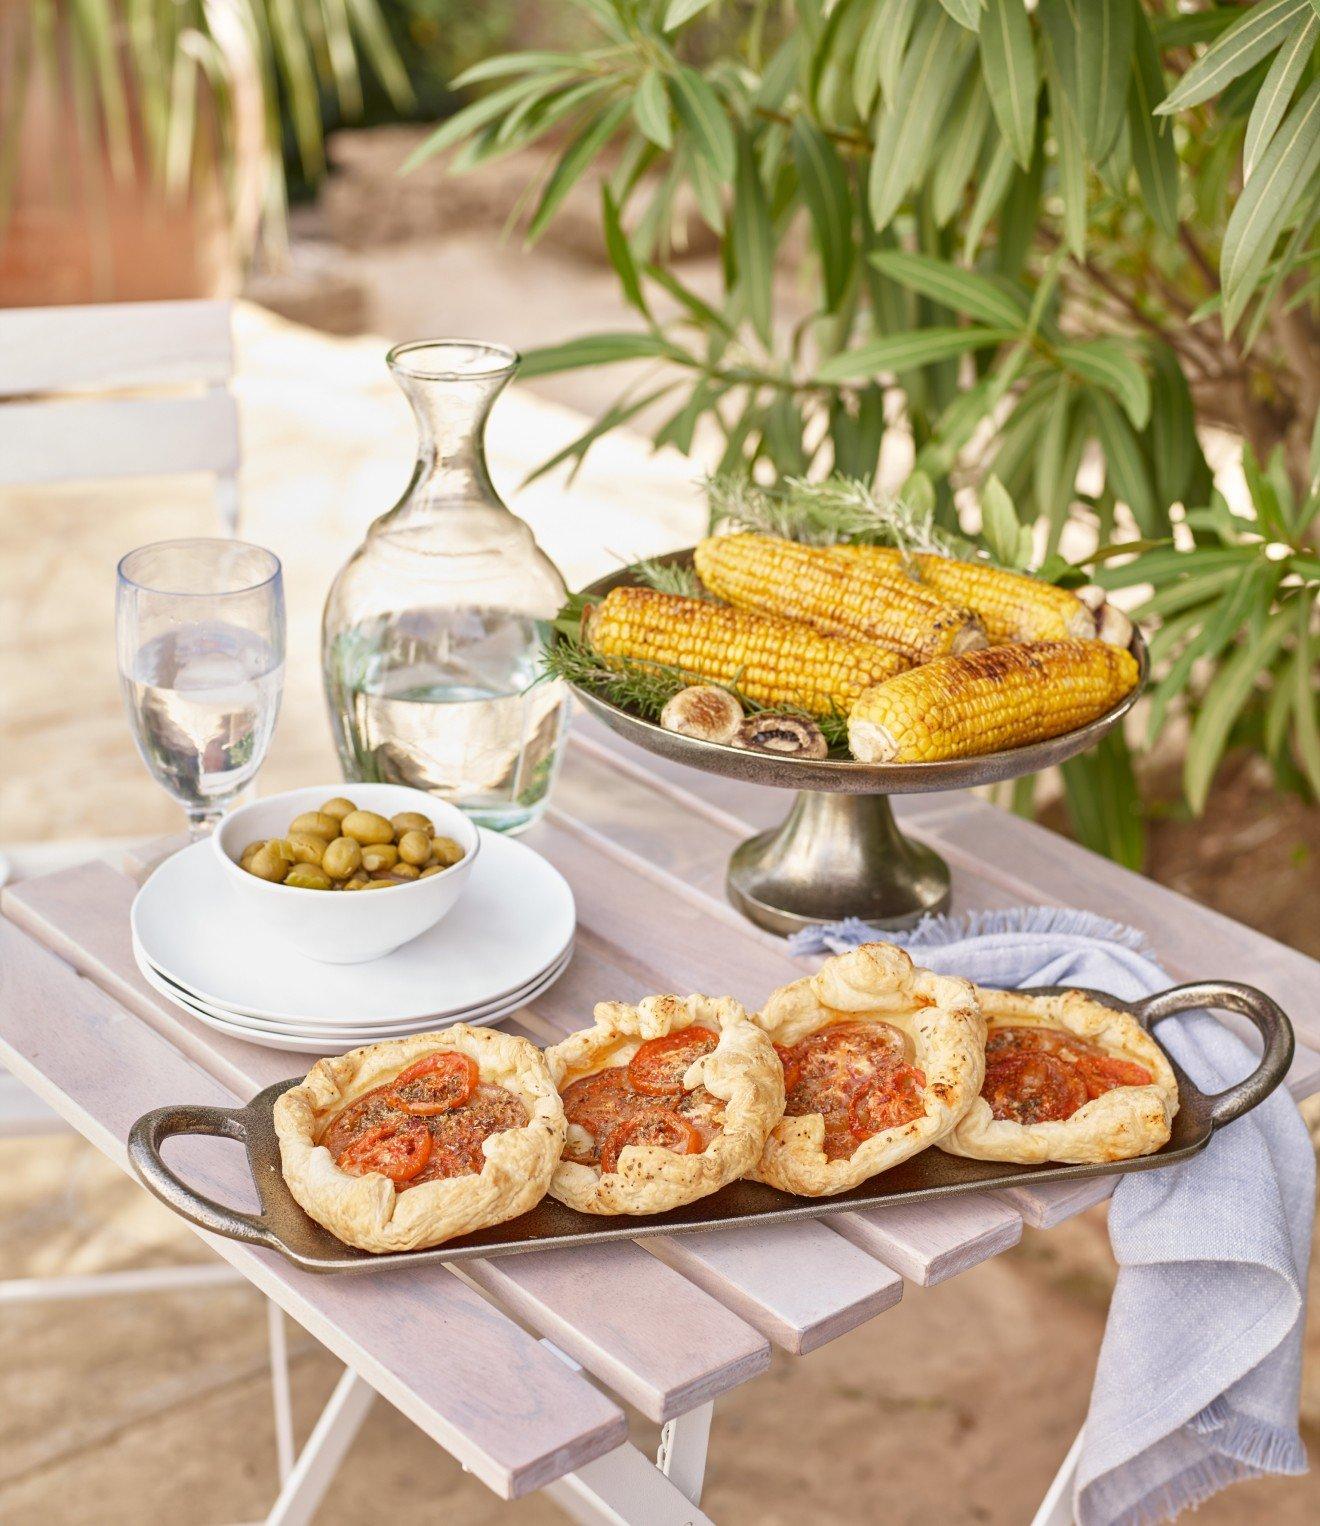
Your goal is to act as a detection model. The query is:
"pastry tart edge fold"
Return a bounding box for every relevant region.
[544,993,786,1216]
[273,1025,567,1253]
[940,986,1179,1165]
[749,942,987,1197]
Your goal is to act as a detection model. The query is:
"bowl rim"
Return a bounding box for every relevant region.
[213,784,481,898]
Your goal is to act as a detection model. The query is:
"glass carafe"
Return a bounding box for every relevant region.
[322,340,568,832]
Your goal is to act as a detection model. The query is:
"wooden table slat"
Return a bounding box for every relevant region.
[0,921,626,1498]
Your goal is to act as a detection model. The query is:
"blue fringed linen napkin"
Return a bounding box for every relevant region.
[791,907,1314,1526]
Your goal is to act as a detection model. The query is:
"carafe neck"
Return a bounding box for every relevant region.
[383,341,518,525]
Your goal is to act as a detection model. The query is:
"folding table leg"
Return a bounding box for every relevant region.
[1031,1426,1084,1526]
[265,1367,375,1526]
[656,1401,713,1506]
[545,1442,717,1526]
[265,1303,297,1485]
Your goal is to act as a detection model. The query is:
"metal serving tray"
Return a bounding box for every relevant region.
[127,981,1292,1274]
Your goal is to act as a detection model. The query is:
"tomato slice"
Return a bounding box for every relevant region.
[411,1084,529,1182]
[848,1065,927,1141]
[599,1109,702,1174]
[982,1053,1089,1124]
[1075,1052,1154,1099]
[336,1117,433,1183]
[389,1050,479,1115]
[781,1021,906,1122]
[320,1083,408,1160]
[774,1043,802,1095]
[628,1027,719,1096]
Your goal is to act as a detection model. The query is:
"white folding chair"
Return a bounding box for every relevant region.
[0,299,296,1485]
[0,298,241,530]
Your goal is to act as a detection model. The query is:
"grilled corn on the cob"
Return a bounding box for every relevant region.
[830,545,1097,644]
[586,585,907,715]
[848,640,1138,764]
[694,534,986,663]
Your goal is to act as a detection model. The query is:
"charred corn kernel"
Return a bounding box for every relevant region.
[830,545,1097,644]
[586,585,907,714]
[848,640,1138,764]
[693,534,986,662]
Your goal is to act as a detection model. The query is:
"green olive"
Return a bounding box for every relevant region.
[430,836,465,868]
[397,829,432,866]
[285,864,333,890]
[248,840,293,882]
[341,809,394,846]
[286,832,326,866]
[321,836,363,879]
[239,840,265,871]
[361,843,398,873]
[391,811,434,838]
[320,796,357,823]
[289,810,339,841]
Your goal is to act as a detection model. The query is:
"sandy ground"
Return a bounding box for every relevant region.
[2,236,1318,1519]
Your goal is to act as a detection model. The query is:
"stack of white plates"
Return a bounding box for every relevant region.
[131,831,575,1053]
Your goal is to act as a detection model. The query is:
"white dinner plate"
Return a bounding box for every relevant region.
[131,830,575,1024]
[132,926,572,1030]
[133,951,571,1054]
[134,936,572,1036]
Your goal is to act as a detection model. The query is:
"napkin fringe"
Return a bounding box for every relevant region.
[1099,1433,1308,1526]
[789,906,1151,957]
[1188,1396,1308,1473]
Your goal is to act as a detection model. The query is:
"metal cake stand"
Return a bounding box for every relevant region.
[566,553,1149,937]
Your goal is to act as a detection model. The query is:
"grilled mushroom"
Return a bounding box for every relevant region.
[733,714,829,759]
[1077,585,1134,648]
[1096,601,1134,649]
[660,684,745,744]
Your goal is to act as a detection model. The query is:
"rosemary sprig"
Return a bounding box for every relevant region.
[705,472,975,561]
[630,556,709,599]
[541,631,849,751]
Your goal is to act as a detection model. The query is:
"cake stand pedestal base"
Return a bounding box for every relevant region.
[725,791,951,937]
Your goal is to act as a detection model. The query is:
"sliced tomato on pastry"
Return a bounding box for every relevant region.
[599,1109,701,1173]
[627,1026,719,1095]
[560,1066,640,1160]
[320,1083,407,1160]
[389,1050,479,1115]
[1074,1052,1153,1098]
[336,1116,433,1182]
[982,1053,1089,1123]
[410,1084,529,1182]
[848,1064,927,1141]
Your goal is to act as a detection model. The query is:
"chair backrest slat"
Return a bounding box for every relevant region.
[0,392,239,485]
[0,300,233,395]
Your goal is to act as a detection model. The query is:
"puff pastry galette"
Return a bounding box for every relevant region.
[544,994,784,1215]
[941,987,1178,1165]
[274,1025,565,1253]
[750,942,984,1197]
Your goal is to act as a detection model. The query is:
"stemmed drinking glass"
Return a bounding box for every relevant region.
[116,539,286,839]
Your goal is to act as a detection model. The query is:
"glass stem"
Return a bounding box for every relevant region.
[185,808,223,841]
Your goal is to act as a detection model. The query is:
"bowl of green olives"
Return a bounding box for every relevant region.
[214,785,480,964]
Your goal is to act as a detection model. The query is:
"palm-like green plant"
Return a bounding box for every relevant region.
[412,0,1320,863]
[1,0,410,251]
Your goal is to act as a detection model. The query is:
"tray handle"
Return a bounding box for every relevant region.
[128,1103,278,1250]
[1137,981,1294,1129]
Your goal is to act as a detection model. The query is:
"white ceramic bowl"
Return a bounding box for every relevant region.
[214,784,480,964]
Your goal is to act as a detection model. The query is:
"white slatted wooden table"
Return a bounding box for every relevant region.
[3,715,1320,1525]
